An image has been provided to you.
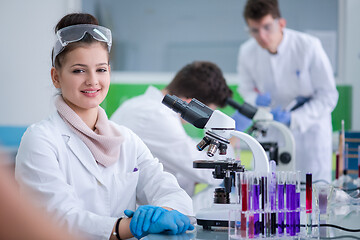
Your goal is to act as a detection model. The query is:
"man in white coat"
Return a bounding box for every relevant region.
[236,0,338,182]
[111,61,233,196]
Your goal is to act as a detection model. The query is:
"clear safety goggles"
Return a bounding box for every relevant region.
[52,24,112,66]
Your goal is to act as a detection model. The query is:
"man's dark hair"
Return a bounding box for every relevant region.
[165,61,232,108]
[243,0,281,21]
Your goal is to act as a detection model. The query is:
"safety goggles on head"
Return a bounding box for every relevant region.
[52,24,112,66]
[247,19,279,37]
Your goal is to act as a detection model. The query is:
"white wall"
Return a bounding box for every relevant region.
[338,0,360,130]
[0,0,81,126]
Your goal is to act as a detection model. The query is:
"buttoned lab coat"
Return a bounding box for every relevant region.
[15,112,193,240]
[111,86,224,196]
[237,28,338,182]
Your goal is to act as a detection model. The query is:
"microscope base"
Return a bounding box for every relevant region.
[196,204,237,230]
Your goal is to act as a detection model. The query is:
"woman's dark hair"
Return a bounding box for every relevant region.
[165,61,233,108]
[52,13,108,68]
[243,0,281,21]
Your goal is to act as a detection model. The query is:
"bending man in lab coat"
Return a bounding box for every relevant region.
[111,61,233,196]
[236,0,338,182]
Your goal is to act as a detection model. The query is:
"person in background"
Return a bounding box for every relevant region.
[111,61,233,196]
[235,0,338,182]
[15,13,193,240]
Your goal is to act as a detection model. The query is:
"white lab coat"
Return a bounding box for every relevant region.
[237,28,338,182]
[15,111,193,240]
[111,86,223,196]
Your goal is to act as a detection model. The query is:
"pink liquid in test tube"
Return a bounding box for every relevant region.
[306,173,312,235]
[241,173,248,238]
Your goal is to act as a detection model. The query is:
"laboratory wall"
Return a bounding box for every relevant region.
[82,0,338,73]
[0,0,81,126]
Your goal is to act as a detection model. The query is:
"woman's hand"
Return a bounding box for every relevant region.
[124,207,194,239]
[148,210,194,235]
[124,205,168,238]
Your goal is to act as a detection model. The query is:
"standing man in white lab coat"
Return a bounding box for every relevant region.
[111,61,233,196]
[236,0,338,182]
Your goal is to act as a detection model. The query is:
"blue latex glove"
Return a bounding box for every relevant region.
[232,111,253,132]
[271,107,291,126]
[124,205,168,239]
[148,210,194,235]
[255,92,271,107]
[125,209,194,238]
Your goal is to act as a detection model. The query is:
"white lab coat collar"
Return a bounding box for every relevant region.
[276,28,289,56]
[52,112,106,185]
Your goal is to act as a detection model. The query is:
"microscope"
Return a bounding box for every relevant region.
[227,98,296,172]
[162,94,269,229]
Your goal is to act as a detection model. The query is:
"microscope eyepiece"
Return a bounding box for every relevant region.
[226,97,257,119]
[162,94,214,129]
[162,94,187,114]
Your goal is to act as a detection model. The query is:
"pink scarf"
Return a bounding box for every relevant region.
[55,96,123,167]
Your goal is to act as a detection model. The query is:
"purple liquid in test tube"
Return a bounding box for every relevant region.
[289,184,296,236]
[248,173,254,238]
[286,175,290,235]
[278,171,285,235]
[296,171,301,233]
[287,172,296,236]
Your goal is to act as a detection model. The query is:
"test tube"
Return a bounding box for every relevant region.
[248,173,254,238]
[335,151,339,180]
[285,173,289,235]
[260,175,266,236]
[236,172,241,204]
[235,172,242,235]
[295,171,301,233]
[252,173,260,236]
[344,143,349,175]
[264,174,270,237]
[268,161,277,235]
[286,172,296,236]
[306,173,313,236]
[240,172,248,238]
[318,184,329,238]
[277,171,285,235]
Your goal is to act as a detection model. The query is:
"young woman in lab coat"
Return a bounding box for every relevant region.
[15,13,193,240]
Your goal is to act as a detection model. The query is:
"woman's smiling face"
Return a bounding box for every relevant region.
[52,42,110,115]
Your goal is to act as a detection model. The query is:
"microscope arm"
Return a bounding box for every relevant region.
[255,120,296,169]
[230,130,269,172]
[264,120,295,153]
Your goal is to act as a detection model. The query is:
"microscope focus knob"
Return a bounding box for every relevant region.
[279,152,291,164]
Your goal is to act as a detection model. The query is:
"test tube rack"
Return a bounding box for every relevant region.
[228,171,320,239]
